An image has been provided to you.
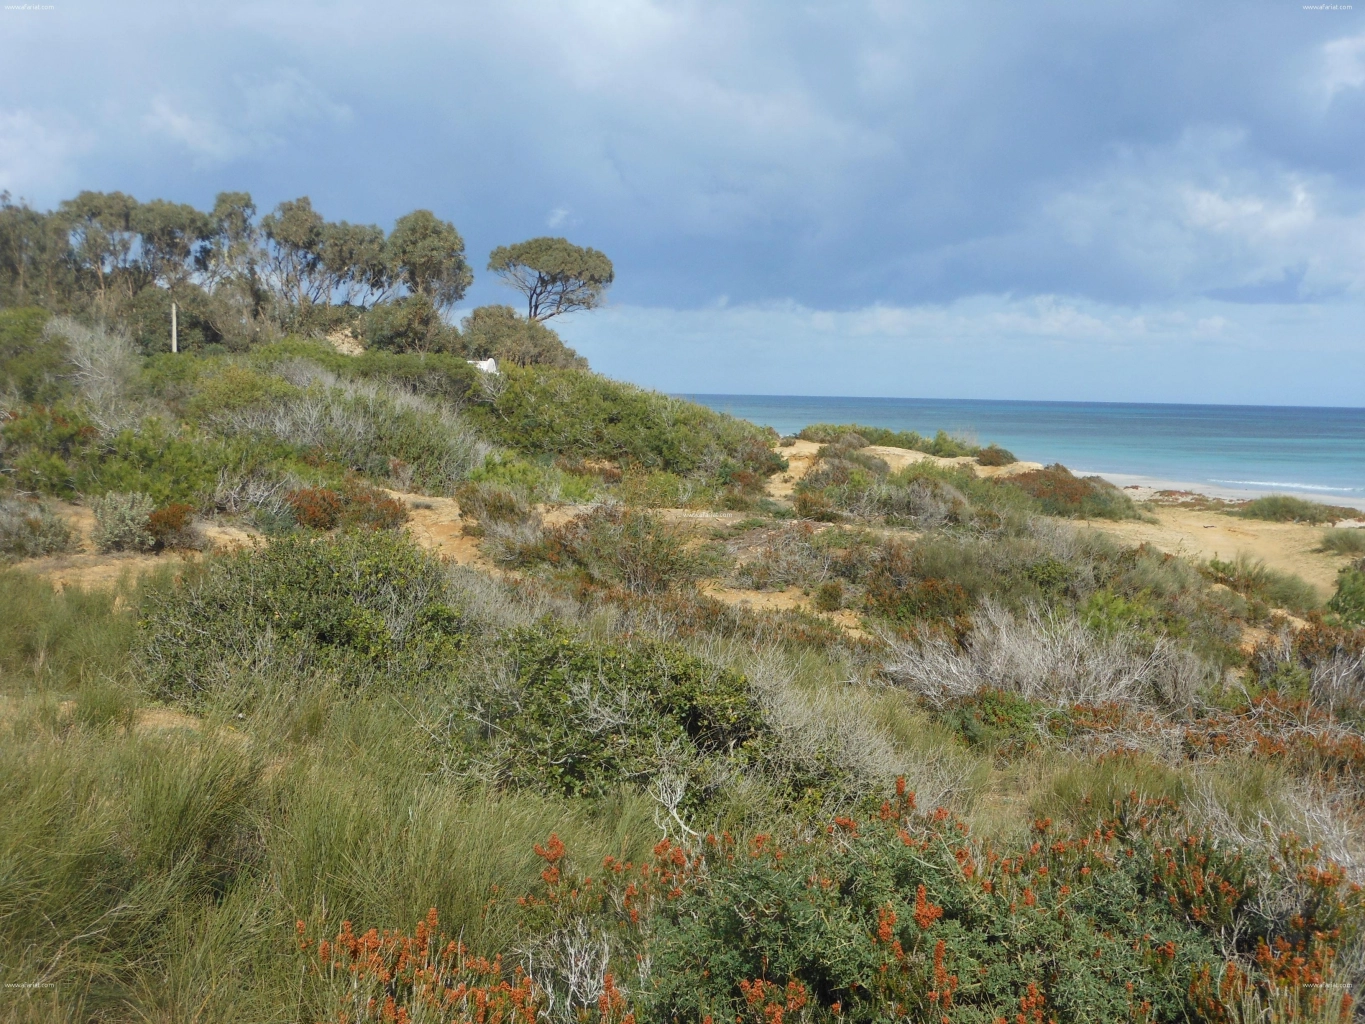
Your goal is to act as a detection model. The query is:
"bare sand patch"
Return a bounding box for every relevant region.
[859,445,1044,479]
[1082,506,1354,600]
[767,440,822,499]
[383,491,493,570]
[327,328,365,356]
[10,501,262,591]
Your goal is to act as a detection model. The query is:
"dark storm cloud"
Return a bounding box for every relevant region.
[2,1,1363,401]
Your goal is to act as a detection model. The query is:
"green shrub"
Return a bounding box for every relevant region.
[1318,529,1365,556]
[940,687,1049,755]
[1001,464,1139,520]
[0,497,74,558]
[814,580,844,611]
[976,443,1017,467]
[457,624,765,801]
[81,420,225,504]
[0,402,99,495]
[460,304,588,368]
[532,504,716,593]
[1234,495,1357,525]
[798,423,981,457]
[185,363,298,419]
[363,295,460,354]
[464,366,782,478]
[524,791,1362,1024]
[90,491,156,552]
[1329,564,1365,626]
[0,306,68,403]
[136,530,469,700]
[1206,554,1319,615]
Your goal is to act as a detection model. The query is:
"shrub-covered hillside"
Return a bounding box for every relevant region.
[3,298,1365,1024]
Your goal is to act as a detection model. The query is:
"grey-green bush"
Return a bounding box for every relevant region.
[0,498,74,558]
[90,491,156,552]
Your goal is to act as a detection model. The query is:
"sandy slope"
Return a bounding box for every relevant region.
[859,445,1044,480]
[15,501,259,592]
[1082,506,1357,601]
[9,449,1356,619]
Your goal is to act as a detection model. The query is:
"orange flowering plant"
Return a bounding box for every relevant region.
[297,785,1362,1024]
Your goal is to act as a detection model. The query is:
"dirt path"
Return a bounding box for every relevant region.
[1084,506,1356,600]
[385,492,492,570]
[12,501,260,592]
[701,583,870,638]
[767,440,822,499]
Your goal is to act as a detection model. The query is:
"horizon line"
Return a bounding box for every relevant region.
[677,393,1365,413]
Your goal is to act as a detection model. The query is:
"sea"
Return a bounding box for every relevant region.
[684,395,1365,511]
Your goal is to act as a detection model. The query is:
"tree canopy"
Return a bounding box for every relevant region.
[386,210,471,311]
[460,304,587,368]
[487,236,613,321]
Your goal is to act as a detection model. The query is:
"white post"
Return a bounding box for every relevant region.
[171,301,178,353]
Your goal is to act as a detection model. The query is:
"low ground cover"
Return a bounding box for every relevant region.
[4,307,1365,1023]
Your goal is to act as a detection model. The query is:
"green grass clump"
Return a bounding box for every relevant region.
[1318,529,1365,556]
[0,568,138,691]
[1205,554,1319,615]
[1234,494,1358,525]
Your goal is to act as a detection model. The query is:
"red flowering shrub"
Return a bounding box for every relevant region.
[286,484,409,531]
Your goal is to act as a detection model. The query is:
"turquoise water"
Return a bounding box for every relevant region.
[685,395,1365,508]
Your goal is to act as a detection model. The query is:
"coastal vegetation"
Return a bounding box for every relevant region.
[3,196,1365,1023]
[1235,494,1360,525]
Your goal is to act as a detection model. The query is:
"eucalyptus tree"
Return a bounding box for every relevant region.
[321,221,391,306]
[0,193,72,307]
[260,197,329,307]
[487,236,613,321]
[133,199,214,292]
[57,191,143,307]
[385,210,471,310]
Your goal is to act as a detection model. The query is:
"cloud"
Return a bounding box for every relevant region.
[0,109,90,198]
[1319,33,1365,99]
[2,0,1364,403]
[141,98,243,162]
[139,70,352,165]
[961,126,1365,303]
[552,294,1365,406]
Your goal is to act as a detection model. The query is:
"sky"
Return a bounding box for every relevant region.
[2,0,1364,406]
